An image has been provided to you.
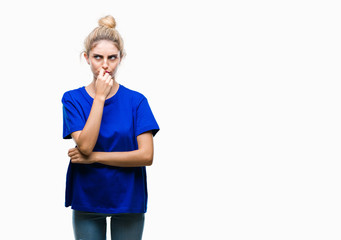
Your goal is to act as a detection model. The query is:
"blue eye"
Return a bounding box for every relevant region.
[109,55,117,60]
[94,55,102,59]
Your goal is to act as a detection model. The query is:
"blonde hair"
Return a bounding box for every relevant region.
[83,15,125,58]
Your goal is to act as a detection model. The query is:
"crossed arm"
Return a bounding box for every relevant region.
[68,70,154,167]
[68,131,154,167]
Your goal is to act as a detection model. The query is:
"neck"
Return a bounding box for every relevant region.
[86,79,119,99]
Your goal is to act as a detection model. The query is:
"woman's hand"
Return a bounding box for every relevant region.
[70,69,111,156]
[68,147,95,164]
[95,68,113,100]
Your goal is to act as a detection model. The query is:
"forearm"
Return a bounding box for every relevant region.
[68,132,154,167]
[76,96,105,155]
[90,149,153,167]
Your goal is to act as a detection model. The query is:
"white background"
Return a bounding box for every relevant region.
[0,0,340,239]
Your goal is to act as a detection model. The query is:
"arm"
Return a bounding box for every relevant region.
[72,69,113,155]
[68,131,154,167]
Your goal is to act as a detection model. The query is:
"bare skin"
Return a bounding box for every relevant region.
[68,132,154,167]
[68,40,154,167]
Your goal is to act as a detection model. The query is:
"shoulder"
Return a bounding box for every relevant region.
[119,85,147,104]
[61,87,85,104]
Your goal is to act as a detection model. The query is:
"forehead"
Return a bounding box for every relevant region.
[90,40,119,54]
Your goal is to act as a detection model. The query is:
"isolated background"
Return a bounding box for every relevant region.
[0,0,340,239]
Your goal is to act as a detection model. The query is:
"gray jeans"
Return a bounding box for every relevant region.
[72,210,145,240]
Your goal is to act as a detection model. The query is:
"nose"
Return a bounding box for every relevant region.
[102,59,108,69]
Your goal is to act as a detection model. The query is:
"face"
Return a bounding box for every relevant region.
[84,40,121,80]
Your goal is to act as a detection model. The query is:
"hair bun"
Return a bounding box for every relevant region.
[98,15,116,29]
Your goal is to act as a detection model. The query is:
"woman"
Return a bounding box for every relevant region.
[62,15,159,240]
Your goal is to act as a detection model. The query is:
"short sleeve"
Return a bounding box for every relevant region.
[135,97,160,137]
[62,92,85,139]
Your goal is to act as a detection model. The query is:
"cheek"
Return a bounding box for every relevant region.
[90,62,100,71]
[89,64,101,77]
[112,62,120,69]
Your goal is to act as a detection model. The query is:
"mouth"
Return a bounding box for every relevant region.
[105,71,111,74]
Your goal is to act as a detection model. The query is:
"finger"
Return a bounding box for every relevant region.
[71,158,84,164]
[68,147,77,154]
[103,71,111,80]
[68,149,79,158]
[70,154,80,161]
[68,152,76,158]
[103,71,112,80]
[68,148,74,156]
[71,158,78,163]
[105,76,113,84]
[99,68,105,77]
[109,79,114,87]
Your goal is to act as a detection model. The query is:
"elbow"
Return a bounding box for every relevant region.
[77,145,93,156]
[145,157,153,166]
[142,150,154,166]
[71,131,94,156]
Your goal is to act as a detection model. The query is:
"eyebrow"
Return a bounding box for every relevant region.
[93,54,118,57]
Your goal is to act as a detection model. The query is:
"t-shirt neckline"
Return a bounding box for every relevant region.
[81,84,123,104]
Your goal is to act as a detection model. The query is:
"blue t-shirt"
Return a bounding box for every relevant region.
[62,85,159,213]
